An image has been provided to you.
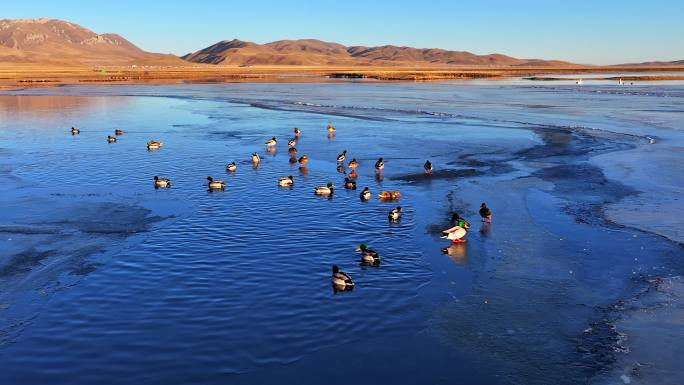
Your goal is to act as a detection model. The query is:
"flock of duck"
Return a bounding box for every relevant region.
[70,123,493,293]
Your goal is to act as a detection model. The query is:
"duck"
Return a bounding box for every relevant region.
[147,140,162,150]
[314,182,334,196]
[252,153,261,164]
[331,265,354,290]
[356,244,380,265]
[441,213,470,243]
[298,155,309,165]
[327,123,336,132]
[288,138,297,147]
[70,127,80,135]
[265,137,277,146]
[348,158,359,169]
[153,176,171,188]
[360,187,371,201]
[294,127,302,137]
[388,206,403,221]
[114,129,125,136]
[288,147,298,156]
[336,165,346,174]
[278,175,294,187]
[375,158,385,171]
[479,202,492,223]
[424,160,433,175]
[226,162,237,172]
[107,135,117,143]
[206,176,225,190]
[344,177,357,190]
[337,150,347,163]
[378,191,401,201]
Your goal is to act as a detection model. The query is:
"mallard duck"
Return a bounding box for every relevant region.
[298,155,309,165]
[314,182,334,196]
[479,202,492,223]
[147,140,162,150]
[107,135,117,143]
[71,127,80,135]
[344,177,357,190]
[331,265,354,290]
[114,129,125,136]
[375,158,385,171]
[288,138,297,147]
[265,137,277,146]
[360,187,371,201]
[288,147,298,156]
[153,176,171,188]
[278,175,294,187]
[206,176,225,190]
[442,213,470,243]
[356,244,380,265]
[388,206,403,221]
[226,162,237,172]
[252,153,261,164]
[294,127,302,136]
[327,123,336,132]
[378,191,401,201]
[424,160,433,175]
[348,158,359,169]
[337,150,347,163]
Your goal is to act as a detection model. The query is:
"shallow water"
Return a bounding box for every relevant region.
[0,80,682,385]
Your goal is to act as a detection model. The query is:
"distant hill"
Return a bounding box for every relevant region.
[0,18,184,66]
[617,59,684,66]
[183,39,577,67]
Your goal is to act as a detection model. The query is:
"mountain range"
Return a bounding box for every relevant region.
[0,19,682,68]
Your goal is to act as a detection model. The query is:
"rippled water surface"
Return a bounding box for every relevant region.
[0,81,682,385]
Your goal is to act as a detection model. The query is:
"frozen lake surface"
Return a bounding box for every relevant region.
[1,80,682,385]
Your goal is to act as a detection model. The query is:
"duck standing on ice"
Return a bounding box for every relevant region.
[441,213,470,243]
[479,202,492,223]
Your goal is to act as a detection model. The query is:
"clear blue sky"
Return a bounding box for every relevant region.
[3,0,683,64]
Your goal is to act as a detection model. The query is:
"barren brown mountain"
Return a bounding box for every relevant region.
[0,18,184,66]
[183,39,576,67]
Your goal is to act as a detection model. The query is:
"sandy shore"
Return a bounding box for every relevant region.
[1,64,683,89]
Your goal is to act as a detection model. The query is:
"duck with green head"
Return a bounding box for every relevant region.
[356,244,380,265]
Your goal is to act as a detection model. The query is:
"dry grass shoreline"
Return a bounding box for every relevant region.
[1,64,683,89]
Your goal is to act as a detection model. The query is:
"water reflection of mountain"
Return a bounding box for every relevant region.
[0,95,130,125]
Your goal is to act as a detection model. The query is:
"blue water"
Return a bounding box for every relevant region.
[0,81,682,385]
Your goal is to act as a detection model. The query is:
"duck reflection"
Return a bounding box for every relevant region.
[441,243,468,265]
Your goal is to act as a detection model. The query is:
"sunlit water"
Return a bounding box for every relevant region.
[0,80,682,385]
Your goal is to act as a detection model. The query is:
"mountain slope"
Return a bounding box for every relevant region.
[0,18,184,66]
[183,39,575,67]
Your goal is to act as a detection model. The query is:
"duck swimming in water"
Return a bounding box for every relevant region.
[226,162,237,172]
[278,175,294,187]
[206,176,225,190]
[331,265,354,290]
[344,177,357,190]
[153,176,171,188]
[337,150,347,163]
[388,206,403,221]
[356,244,380,266]
[375,158,385,171]
[348,158,359,169]
[479,202,492,223]
[114,129,125,136]
[107,135,117,143]
[252,153,261,164]
[378,191,401,201]
[294,127,302,137]
[288,147,298,156]
[288,138,297,147]
[298,155,309,165]
[265,137,277,147]
[147,140,162,150]
[327,123,336,132]
[71,127,80,135]
[360,187,371,201]
[424,160,433,175]
[314,182,334,196]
